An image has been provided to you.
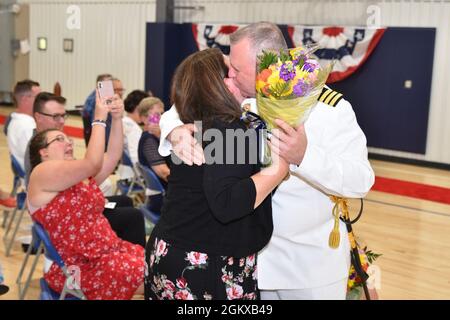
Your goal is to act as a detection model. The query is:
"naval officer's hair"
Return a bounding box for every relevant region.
[229,22,288,55]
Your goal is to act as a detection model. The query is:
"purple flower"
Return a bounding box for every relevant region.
[279,62,296,81]
[293,80,309,97]
[303,59,320,72]
[292,54,306,67]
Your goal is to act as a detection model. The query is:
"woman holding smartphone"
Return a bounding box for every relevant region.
[27,91,145,300]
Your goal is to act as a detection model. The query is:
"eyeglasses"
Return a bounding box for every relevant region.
[37,111,68,122]
[44,135,74,148]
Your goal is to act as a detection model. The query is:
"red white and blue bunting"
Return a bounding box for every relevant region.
[192,24,386,83]
[288,26,386,83]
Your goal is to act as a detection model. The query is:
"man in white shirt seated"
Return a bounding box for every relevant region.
[118,90,150,181]
[6,80,41,170]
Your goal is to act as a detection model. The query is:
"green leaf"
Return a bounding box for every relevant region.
[366,250,382,264]
[279,50,290,63]
[268,81,290,98]
[258,51,278,72]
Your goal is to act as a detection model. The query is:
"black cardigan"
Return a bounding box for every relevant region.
[152,119,273,257]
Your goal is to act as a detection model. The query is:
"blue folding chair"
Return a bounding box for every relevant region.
[3,155,27,256]
[30,223,86,300]
[137,163,165,225]
[116,150,145,197]
[16,223,43,299]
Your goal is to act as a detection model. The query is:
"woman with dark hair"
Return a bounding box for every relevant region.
[144,48,288,300]
[27,92,145,300]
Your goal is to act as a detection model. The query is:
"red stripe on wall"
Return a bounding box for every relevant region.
[62,126,84,139]
[372,176,450,205]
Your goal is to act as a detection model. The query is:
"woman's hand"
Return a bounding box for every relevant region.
[267,128,290,176]
[147,123,161,138]
[95,89,111,121]
[109,94,124,120]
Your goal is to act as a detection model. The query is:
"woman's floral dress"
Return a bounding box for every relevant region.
[32,178,145,300]
[145,237,258,300]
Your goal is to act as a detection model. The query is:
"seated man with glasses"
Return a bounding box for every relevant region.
[24,92,68,183]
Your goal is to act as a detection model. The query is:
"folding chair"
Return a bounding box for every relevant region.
[21,223,86,300]
[116,150,145,197]
[16,223,42,299]
[137,163,165,225]
[3,155,28,256]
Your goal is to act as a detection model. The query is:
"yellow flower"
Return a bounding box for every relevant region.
[348,278,355,289]
[293,67,308,82]
[267,68,281,88]
[290,47,304,59]
[279,82,293,97]
[256,80,266,93]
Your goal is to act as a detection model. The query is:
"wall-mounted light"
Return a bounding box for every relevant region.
[37,37,47,51]
[0,3,21,14]
[63,38,73,52]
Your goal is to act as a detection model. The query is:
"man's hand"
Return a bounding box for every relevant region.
[168,124,205,166]
[269,119,308,166]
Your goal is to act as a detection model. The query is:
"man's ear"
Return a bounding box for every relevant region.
[33,112,41,122]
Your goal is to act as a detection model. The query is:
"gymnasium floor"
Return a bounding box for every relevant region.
[0,105,449,300]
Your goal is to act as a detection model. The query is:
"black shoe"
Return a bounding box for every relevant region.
[21,243,43,255]
[0,284,9,296]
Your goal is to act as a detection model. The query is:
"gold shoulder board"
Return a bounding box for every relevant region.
[318,87,343,107]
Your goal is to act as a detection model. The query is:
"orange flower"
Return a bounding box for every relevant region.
[262,84,271,97]
[257,68,272,82]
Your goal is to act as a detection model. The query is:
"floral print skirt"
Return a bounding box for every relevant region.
[144,236,258,300]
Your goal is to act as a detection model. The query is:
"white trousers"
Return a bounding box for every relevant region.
[260,278,347,300]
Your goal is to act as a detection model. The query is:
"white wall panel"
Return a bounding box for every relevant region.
[175,0,450,165]
[21,0,156,109]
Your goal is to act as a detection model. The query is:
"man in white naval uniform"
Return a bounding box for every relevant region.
[157,22,375,299]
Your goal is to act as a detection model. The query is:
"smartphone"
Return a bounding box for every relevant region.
[148,113,161,125]
[97,80,114,101]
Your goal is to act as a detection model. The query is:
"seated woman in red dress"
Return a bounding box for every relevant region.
[27,91,145,300]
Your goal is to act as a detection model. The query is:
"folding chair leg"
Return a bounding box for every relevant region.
[2,209,10,228]
[20,243,42,300]
[3,207,17,241]
[4,208,25,256]
[17,241,42,300]
[126,180,136,196]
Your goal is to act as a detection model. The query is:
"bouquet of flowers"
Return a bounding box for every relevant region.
[254,45,333,163]
[347,244,381,300]
[255,45,333,130]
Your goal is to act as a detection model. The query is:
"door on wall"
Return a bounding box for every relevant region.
[0,2,15,104]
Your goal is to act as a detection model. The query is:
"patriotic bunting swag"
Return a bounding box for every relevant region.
[192,24,386,83]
